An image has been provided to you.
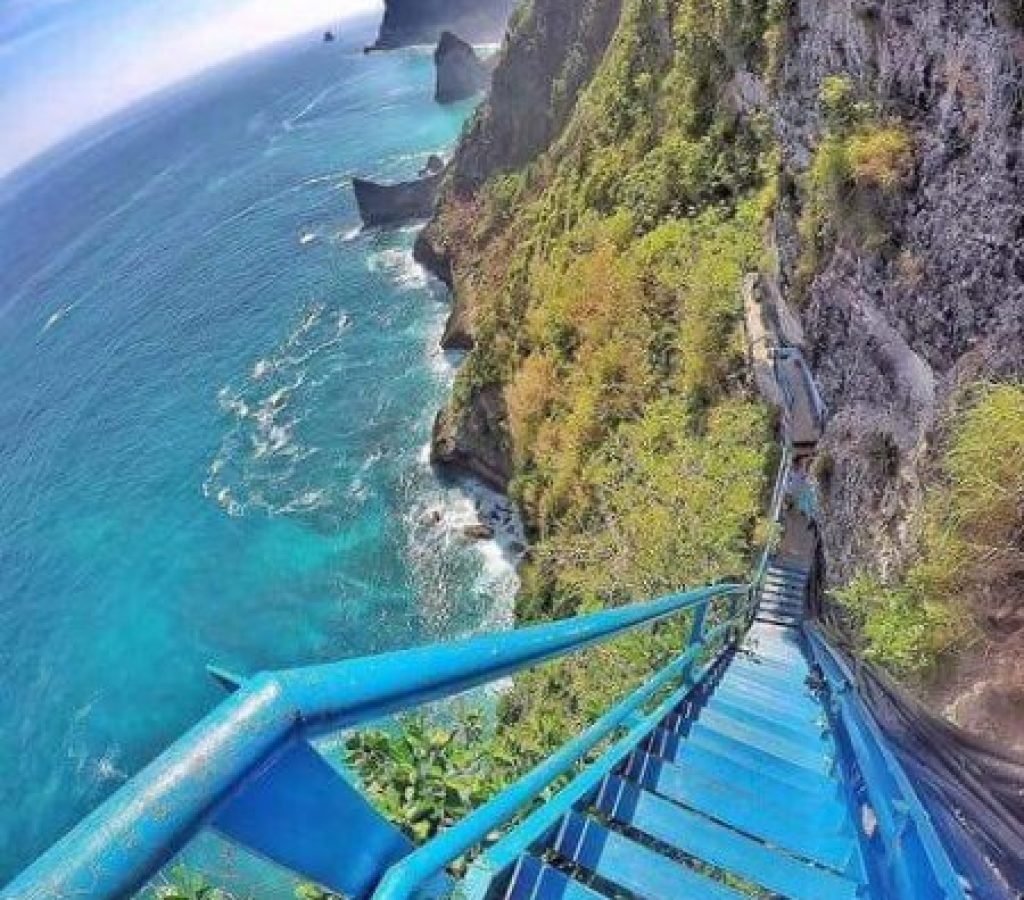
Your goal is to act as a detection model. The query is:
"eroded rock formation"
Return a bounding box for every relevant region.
[369,0,517,51]
[434,32,490,104]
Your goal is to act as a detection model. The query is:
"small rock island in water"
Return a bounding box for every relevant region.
[434,32,490,104]
[352,155,445,227]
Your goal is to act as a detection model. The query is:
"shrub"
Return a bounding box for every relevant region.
[836,574,964,676]
[836,384,1024,678]
[798,113,914,292]
[847,125,915,192]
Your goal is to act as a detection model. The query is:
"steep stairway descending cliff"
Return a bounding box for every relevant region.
[469,561,881,900]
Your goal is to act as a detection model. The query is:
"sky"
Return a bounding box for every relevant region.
[0,0,382,177]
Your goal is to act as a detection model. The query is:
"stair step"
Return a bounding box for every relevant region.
[732,649,811,675]
[765,568,807,581]
[685,722,839,794]
[596,775,863,900]
[645,729,846,820]
[745,622,808,649]
[729,659,812,692]
[736,646,808,672]
[692,710,833,775]
[714,681,824,726]
[551,811,744,900]
[758,597,805,613]
[706,696,829,745]
[733,647,808,674]
[623,754,855,872]
[506,855,604,900]
[762,580,806,594]
[716,674,820,718]
[755,612,800,628]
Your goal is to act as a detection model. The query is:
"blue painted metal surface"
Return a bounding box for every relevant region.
[4,583,745,898]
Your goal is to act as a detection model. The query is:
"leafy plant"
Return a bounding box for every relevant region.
[836,384,1024,677]
[154,867,229,900]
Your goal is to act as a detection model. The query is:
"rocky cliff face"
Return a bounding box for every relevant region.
[415,0,626,482]
[434,32,491,104]
[769,0,1024,737]
[370,0,518,50]
[772,0,1024,583]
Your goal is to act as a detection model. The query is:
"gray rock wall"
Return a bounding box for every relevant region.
[772,0,1024,584]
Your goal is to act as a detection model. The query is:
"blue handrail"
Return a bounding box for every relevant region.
[4,581,748,898]
[372,617,739,900]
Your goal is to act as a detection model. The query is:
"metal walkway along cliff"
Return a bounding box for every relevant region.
[5,350,970,899]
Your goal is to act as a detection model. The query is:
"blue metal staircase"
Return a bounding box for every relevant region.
[4,347,974,899]
[459,563,874,900]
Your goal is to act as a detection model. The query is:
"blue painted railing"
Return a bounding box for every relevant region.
[4,581,752,898]
[805,628,968,897]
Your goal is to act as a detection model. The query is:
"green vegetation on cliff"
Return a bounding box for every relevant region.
[344,0,777,859]
[839,384,1024,677]
[797,75,915,293]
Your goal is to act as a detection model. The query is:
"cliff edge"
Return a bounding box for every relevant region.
[369,0,518,50]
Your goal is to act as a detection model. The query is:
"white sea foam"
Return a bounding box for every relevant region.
[252,358,273,380]
[367,247,429,291]
[299,231,317,246]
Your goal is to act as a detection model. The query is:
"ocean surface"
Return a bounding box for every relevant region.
[0,23,517,887]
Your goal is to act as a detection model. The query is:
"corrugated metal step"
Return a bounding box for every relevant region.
[550,811,744,900]
[755,611,801,628]
[714,681,824,726]
[758,597,805,614]
[728,659,813,692]
[505,855,604,900]
[706,696,829,745]
[716,673,820,717]
[733,648,809,675]
[644,730,846,821]
[682,721,839,793]
[688,710,834,775]
[622,753,856,872]
[595,775,864,900]
[626,744,846,833]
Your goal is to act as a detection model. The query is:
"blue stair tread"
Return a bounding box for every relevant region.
[719,667,818,705]
[687,715,832,777]
[551,811,743,900]
[714,682,824,726]
[505,855,604,900]
[686,722,839,793]
[706,696,830,746]
[757,589,802,606]
[734,644,808,669]
[755,613,800,628]
[696,707,832,774]
[646,729,846,822]
[624,752,855,859]
[731,652,808,678]
[743,627,807,653]
[596,775,863,900]
[728,660,813,693]
[717,676,818,715]
[758,597,805,613]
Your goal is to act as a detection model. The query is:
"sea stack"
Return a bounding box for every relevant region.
[367,0,516,50]
[434,32,490,104]
[352,157,446,227]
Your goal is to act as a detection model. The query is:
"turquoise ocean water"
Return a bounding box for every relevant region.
[0,22,514,885]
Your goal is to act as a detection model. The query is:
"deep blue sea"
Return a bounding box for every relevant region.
[0,23,516,887]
